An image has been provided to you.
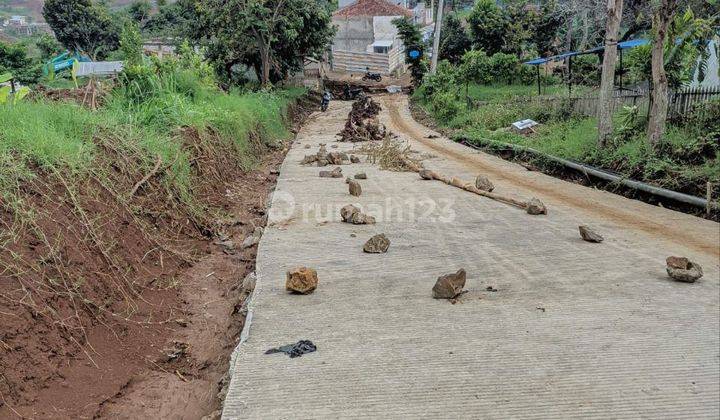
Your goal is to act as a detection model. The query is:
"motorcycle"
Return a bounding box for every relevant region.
[362,71,382,82]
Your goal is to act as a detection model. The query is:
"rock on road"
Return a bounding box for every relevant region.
[222,95,719,419]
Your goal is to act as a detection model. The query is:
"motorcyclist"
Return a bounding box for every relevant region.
[321,90,332,111]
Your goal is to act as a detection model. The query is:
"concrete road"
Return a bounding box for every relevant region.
[222,96,719,419]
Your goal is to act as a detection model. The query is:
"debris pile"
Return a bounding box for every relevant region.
[320,167,343,178]
[339,95,386,142]
[666,256,703,283]
[360,136,421,172]
[286,267,319,294]
[363,234,390,253]
[301,144,349,167]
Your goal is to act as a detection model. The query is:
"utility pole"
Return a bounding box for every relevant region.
[430,0,445,74]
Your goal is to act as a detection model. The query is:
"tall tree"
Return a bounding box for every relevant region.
[647,0,680,148]
[201,0,333,87]
[439,13,470,65]
[467,0,506,55]
[393,16,428,86]
[597,0,624,148]
[43,0,121,60]
[127,0,152,25]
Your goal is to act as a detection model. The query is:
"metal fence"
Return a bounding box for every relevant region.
[470,85,720,120]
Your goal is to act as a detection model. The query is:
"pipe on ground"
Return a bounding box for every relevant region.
[456,136,716,210]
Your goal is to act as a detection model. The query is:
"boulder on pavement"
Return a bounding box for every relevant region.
[666,257,703,283]
[475,175,494,192]
[286,267,318,294]
[432,269,467,299]
[579,225,603,243]
[350,155,361,163]
[525,198,547,215]
[341,204,360,222]
[320,167,343,178]
[354,173,367,179]
[363,234,390,253]
[348,179,362,196]
[340,204,375,224]
[301,155,317,165]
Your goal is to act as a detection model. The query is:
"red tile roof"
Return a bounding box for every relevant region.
[332,0,414,18]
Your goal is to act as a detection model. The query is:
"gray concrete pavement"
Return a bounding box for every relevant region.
[222,96,719,419]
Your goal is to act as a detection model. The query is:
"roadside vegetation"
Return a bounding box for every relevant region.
[408,0,719,198]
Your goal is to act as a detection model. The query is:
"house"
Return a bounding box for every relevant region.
[331,0,416,75]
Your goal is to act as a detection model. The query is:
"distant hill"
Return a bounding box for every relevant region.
[0,0,143,23]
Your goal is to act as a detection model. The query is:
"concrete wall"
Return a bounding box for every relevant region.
[332,17,374,53]
[691,39,719,88]
[373,16,400,42]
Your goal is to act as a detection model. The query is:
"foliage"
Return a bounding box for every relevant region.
[200,0,334,87]
[119,21,143,67]
[439,13,471,65]
[142,0,199,38]
[569,54,600,85]
[127,0,151,24]
[43,0,121,60]
[488,52,520,84]
[459,49,492,88]
[34,34,64,61]
[467,0,506,55]
[422,60,458,97]
[0,41,41,84]
[393,16,427,87]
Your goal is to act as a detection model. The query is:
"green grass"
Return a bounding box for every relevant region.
[415,85,719,196]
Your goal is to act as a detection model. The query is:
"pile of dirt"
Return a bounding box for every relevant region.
[30,82,111,109]
[339,95,386,142]
[0,94,315,419]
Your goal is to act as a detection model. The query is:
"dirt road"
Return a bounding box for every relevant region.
[221,96,719,419]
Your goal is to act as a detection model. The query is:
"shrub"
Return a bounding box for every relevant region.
[489,52,520,84]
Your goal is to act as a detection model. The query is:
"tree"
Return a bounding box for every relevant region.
[0,41,42,84]
[597,0,624,148]
[43,0,121,60]
[459,49,491,96]
[439,13,470,64]
[467,0,506,55]
[646,0,681,148]
[120,21,143,67]
[143,0,200,39]
[35,34,63,61]
[393,16,427,87]
[200,0,333,87]
[127,0,152,25]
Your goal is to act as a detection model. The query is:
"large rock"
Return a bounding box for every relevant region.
[348,179,362,196]
[350,155,361,163]
[432,269,467,299]
[285,267,318,294]
[525,198,547,215]
[354,173,367,179]
[666,257,703,283]
[475,175,494,192]
[301,155,317,165]
[363,234,390,253]
[578,225,603,243]
[327,151,346,165]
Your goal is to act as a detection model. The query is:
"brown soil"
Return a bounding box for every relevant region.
[0,95,317,419]
[385,96,719,258]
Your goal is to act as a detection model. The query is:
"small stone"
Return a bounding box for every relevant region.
[354,173,367,179]
[475,175,494,192]
[242,272,257,292]
[350,211,375,225]
[419,169,435,180]
[666,256,689,269]
[350,155,361,163]
[348,180,362,196]
[285,267,318,294]
[316,157,329,167]
[340,204,360,222]
[327,151,346,165]
[242,235,258,249]
[432,269,467,299]
[320,167,343,178]
[666,257,703,283]
[363,234,390,253]
[301,155,317,165]
[331,144,338,148]
[525,198,547,215]
[304,144,311,149]
[253,227,264,238]
[578,225,603,243]
[345,176,352,184]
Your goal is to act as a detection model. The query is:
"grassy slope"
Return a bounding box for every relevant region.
[415,83,719,196]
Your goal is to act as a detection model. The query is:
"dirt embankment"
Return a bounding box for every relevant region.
[0,94,318,419]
